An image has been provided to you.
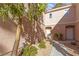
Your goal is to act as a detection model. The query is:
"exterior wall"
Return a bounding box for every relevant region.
[75,4,79,45]
[43,5,76,40]
[51,23,75,40]
[75,22,79,42]
[0,19,16,55]
[0,19,25,55]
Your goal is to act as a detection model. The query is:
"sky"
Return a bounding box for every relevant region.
[46,3,56,10]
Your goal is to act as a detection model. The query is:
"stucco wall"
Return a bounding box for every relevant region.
[43,6,75,27]
[0,19,16,55]
[0,19,25,55]
[43,5,76,40]
[75,4,79,45]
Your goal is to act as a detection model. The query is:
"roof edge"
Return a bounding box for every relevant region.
[45,5,72,14]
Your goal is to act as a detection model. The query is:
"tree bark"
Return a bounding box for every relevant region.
[11,19,22,56]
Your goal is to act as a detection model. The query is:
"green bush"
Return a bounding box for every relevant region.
[55,3,62,8]
[38,40,46,48]
[54,32,63,40]
[22,45,38,56]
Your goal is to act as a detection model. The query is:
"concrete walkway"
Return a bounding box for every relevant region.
[50,41,70,56]
[50,45,64,56]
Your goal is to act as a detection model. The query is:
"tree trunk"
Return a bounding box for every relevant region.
[11,19,22,56]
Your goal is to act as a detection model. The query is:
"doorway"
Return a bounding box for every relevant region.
[45,27,52,38]
[66,25,75,41]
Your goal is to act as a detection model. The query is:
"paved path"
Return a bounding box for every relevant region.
[49,41,71,56]
[50,44,64,56]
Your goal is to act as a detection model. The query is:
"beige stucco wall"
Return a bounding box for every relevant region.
[0,19,16,55]
[0,19,25,55]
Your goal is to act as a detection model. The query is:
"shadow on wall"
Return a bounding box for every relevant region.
[51,5,76,40]
[0,19,16,33]
[0,44,8,55]
[0,19,16,55]
[22,17,45,43]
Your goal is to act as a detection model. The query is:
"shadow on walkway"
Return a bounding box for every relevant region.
[52,41,72,56]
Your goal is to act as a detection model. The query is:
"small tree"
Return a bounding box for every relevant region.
[0,4,26,55]
[27,3,47,43]
[0,3,47,55]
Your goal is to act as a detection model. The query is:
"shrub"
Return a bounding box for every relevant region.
[54,32,63,40]
[38,40,46,48]
[22,45,38,56]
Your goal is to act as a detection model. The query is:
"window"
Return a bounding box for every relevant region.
[45,27,52,29]
[49,13,52,18]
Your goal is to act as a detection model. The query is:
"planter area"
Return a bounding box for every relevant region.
[21,40,52,56]
[36,41,52,56]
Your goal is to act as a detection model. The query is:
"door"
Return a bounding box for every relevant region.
[45,27,52,38]
[66,26,74,40]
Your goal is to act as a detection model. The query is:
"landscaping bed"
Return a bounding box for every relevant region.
[36,41,52,56]
[20,40,52,56]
